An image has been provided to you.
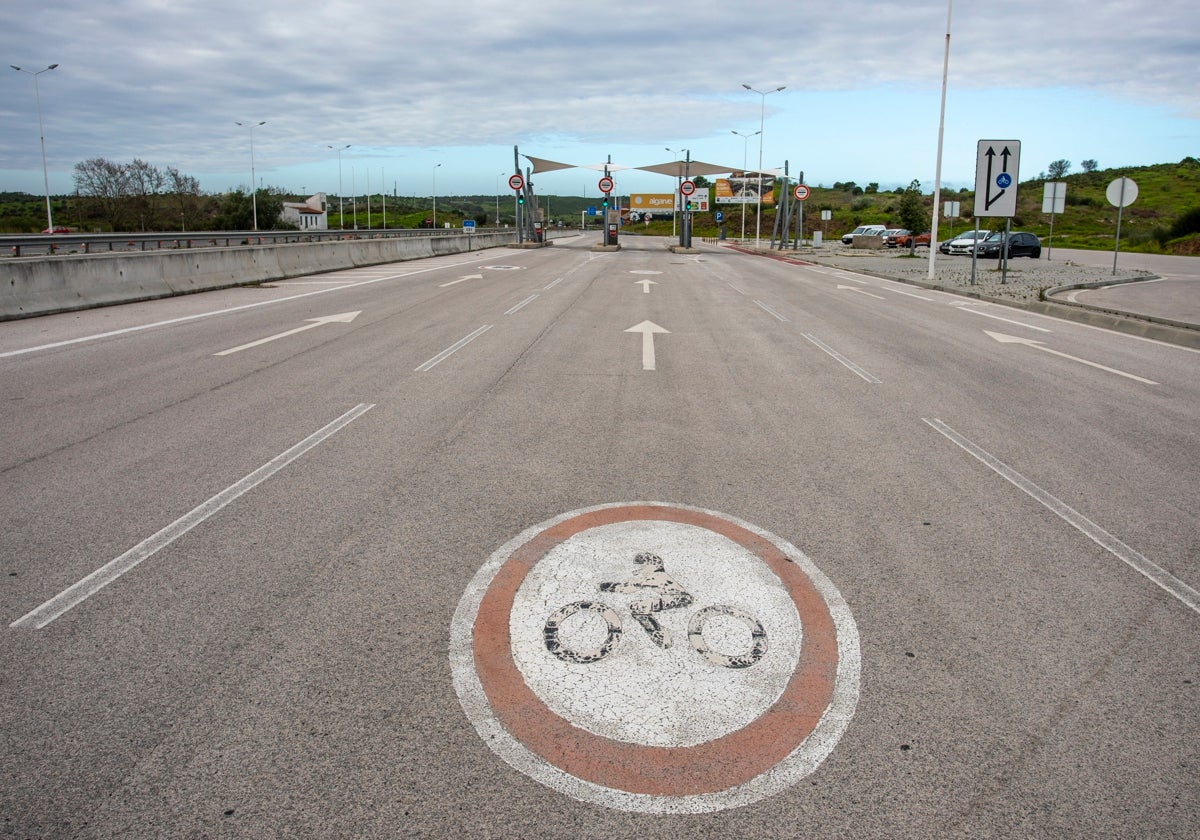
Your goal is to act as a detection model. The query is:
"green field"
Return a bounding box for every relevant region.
[4,158,1198,255]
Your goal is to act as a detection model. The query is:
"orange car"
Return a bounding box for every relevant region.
[888,230,931,248]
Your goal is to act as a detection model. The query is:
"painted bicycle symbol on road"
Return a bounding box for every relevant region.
[543,552,768,669]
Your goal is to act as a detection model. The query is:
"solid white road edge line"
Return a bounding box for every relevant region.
[924,417,1200,617]
[0,257,489,359]
[10,403,377,630]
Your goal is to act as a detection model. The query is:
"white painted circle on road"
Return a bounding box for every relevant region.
[450,502,860,814]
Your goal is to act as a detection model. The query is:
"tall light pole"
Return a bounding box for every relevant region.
[10,63,59,232]
[742,84,785,249]
[731,129,760,241]
[327,144,349,229]
[235,120,266,231]
[496,172,506,225]
[928,0,953,281]
[432,163,442,228]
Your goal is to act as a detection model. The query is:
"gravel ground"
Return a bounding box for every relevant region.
[753,245,1154,304]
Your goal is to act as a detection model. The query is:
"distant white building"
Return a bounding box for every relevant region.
[281,193,328,230]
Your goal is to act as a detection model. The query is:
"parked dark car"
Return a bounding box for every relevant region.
[975,231,1042,258]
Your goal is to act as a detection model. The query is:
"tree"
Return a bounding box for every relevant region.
[1081,159,1099,173]
[865,182,879,194]
[1047,159,1071,178]
[73,157,132,230]
[897,180,926,242]
[693,175,711,188]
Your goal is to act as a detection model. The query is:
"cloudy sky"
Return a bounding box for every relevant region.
[2,0,1197,200]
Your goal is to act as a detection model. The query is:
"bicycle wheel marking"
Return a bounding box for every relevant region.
[449,502,860,814]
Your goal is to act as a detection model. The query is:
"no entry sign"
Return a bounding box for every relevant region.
[598,176,614,194]
[508,174,524,191]
[450,502,860,813]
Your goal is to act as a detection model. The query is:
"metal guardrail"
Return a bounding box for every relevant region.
[1,227,502,258]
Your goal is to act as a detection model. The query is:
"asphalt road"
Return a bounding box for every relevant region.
[1045,248,1200,325]
[2,234,1197,838]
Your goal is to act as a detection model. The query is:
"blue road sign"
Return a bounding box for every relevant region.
[715,211,725,223]
[587,206,597,216]
[996,173,1012,189]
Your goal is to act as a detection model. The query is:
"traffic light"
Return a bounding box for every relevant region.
[602,196,609,208]
[518,194,525,205]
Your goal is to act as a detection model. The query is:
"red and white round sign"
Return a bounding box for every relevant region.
[794,184,810,201]
[508,174,524,191]
[598,176,614,194]
[680,179,696,197]
[450,502,860,813]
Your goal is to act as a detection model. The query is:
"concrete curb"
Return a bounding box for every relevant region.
[725,245,1200,350]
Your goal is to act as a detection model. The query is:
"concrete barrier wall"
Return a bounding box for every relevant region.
[0,231,516,320]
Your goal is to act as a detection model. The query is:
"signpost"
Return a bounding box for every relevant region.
[508,174,524,191]
[1106,177,1138,275]
[973,140,1021,285]
[1042,182,1066,260]
[597,176,616,246]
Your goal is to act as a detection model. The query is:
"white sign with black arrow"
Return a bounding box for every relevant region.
[973,139,1021,218]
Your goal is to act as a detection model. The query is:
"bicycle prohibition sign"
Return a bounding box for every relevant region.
[450,502,861,814]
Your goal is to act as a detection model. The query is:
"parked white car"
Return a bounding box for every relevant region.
[945,230,993,256]
[841,224,887,245]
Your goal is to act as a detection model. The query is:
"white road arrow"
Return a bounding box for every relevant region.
[985,331,1158,384]
[439,274,483,288]
[837,284,886,300]
[625,320,670,371]
[635,279,658,294]
[215,311,361,356]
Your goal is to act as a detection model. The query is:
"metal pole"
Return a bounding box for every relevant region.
[1113,178,1127,276]
[236,121,265,231]
[1001,217,1011,284]
[742,84,786,250]
[432,163,441,229]
[731,130,759,243]
[970,218,979,286]
[11,64,59,231]
[927,0,953,281]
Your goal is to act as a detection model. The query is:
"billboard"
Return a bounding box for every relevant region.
[629,193,711,217]
[715,175,776,205]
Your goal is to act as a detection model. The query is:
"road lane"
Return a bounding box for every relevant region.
[1,235,1196,838]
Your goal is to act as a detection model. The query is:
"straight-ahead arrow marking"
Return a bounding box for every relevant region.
[214,311,361,356]
[625,320,670,371]
[985,331,1158,384]
[837,285,886,300]
[635,279,658,294]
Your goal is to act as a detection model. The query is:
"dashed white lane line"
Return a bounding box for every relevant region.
[414,325,493,372]
[504,294,539,316]
[802,334,881,384]
[10,403,376,629]
[924,418,1200,617]
[753,300,789,322]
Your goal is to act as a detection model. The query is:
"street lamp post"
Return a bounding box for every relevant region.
[327,144,349,229]
[10,63,59,232]
[496,172,506,226]
[742,84,786,249]
[235,120,266,231]
[432,163,442,228]
[730,129,760,242]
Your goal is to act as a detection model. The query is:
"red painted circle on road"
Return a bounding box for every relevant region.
[453,503,859,810]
